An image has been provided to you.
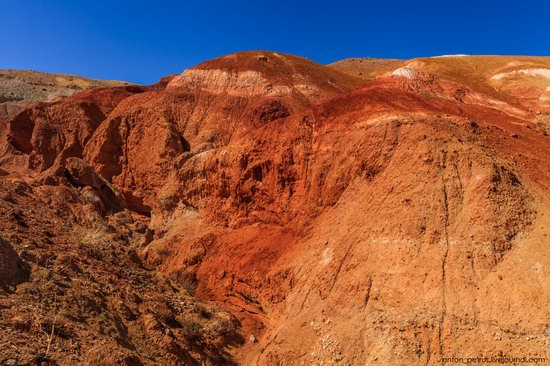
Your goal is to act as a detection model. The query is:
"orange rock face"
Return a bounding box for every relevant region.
[1,51,550,365]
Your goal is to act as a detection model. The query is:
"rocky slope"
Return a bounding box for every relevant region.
[1,51,550,365]
[0,70,131,120]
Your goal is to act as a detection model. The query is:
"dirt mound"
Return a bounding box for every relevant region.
[2,51,550,365]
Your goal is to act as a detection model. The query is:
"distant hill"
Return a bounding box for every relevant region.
[329,55,550,112]
[0,69,132,119]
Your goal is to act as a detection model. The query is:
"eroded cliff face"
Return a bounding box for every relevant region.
[1,51,550,365]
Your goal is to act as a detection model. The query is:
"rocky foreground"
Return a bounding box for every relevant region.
[1,52,550,365]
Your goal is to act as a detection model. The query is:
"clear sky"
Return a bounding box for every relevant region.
[1,0,549,84]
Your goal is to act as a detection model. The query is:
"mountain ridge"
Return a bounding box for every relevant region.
[1,50,549,365]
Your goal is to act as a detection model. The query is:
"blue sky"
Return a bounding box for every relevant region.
[1,0,548,84]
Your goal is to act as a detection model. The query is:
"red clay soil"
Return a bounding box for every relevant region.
[1,51,550,365]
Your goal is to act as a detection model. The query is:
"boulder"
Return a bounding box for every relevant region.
[0,237,29,286]
[64,157,102,189]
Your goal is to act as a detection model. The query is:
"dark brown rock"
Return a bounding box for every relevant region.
[0,237,29,286]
